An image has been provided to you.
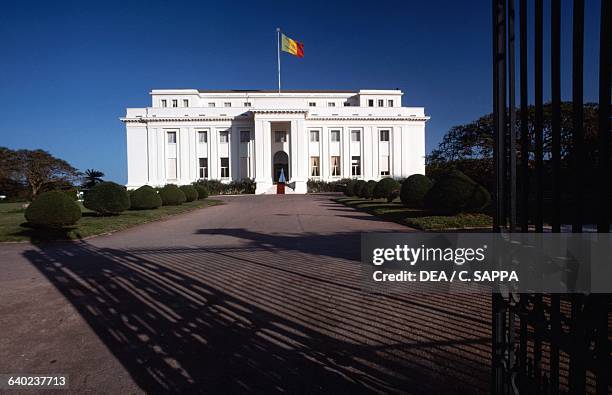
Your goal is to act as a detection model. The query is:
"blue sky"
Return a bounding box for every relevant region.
[0,0,602,184]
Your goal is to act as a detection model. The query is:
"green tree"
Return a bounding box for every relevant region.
[82,169,105,189]
[426,102,602,192]
[13,149,79,198]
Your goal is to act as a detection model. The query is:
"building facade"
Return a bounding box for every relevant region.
[121,89,428,194]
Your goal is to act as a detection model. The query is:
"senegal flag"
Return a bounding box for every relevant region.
[281,33,304,58]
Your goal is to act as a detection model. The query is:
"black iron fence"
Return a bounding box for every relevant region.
[491,0,610,394]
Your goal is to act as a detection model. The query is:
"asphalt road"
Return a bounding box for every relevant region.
[0,194,491,394]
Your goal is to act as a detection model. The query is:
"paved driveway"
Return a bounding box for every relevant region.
[0,194,490,394]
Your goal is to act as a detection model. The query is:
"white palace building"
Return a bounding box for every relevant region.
[121,89,428,194]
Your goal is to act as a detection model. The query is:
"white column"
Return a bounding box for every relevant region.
[231,125,239,180]
[342,126,350,178]
[392,126,402,179]
[363,126,373,180]
[147,127,157,185]
[157,128,165,185]
[209,128,218,179]
[321,127,329,179]
[254,118,272,193]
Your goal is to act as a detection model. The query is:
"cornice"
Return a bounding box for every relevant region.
[120,114,430,123]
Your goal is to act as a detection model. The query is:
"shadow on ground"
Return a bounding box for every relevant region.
[22,228,491,394]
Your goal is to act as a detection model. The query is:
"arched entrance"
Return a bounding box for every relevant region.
[272,151,289,184]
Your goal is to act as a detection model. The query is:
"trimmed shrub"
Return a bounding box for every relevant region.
[129,185,162,210]
[353,180,367,198]
[361,180,377,199]
[400,174,433,208]
[60,187,78,201]
[159,184,186,206]
[345,179,357,196]
[194,185,209,199]
[25,191,81,227]
[387,188,400,203]
[424,170,491,214]
[373,178,401,199]
[180,185,198,202]
[194,178,255,195]
[84,181,130,215]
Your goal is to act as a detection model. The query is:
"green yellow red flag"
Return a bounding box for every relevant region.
[281,33,304,58]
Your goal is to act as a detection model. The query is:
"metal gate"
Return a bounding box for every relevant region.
[491,0,610,394]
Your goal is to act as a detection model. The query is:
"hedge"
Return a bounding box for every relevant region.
[424,170,491,214]
[353,180,367,198]
[361,180,377,199]
[194,185,209,199]
[345,179,357,196]
[25,191,81,227]
[400,174,433,208]
[373,178,401,200]
[84,182,130,215]
[129,185,162,210]
[158,184,186,206]
[180,185,198,202]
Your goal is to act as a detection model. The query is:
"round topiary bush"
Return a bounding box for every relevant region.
[373,178,401,199]
[194,185,209,199]
[180,185,198,202]
[361,180,377,199]
[353,180,367,198]
[25,191,81,228]
[400,174,433,208]
[159,184,186,206]
[129,185,162,210]
[84,181,130,215]
[424,170,491,214]
[387,188,400,203]
[345,179,357,196]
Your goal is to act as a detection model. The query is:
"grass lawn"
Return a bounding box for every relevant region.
[0,199,223,243]
[335,197,492,231]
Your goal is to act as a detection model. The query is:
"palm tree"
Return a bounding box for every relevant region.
[82,169,105,189]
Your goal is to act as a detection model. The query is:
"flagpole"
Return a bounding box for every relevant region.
[276,27,281,93]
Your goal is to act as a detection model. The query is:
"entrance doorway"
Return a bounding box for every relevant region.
[273,151,289,184]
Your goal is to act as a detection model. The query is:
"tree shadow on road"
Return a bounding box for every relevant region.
[21,232,491,394]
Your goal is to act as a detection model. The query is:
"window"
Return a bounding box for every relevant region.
[198,158,208,179]
[378,99,384,107]
[172,99,178,108]
[208,102,216,107]
[310,130,319,142]
[351,156,361,176]
[380,129,390,142]
[330,130,340,142]
[310,156,320,177]
[351,130,360,142]
[344,102,351,107]
[167,131,177,144]
[328,102,336,107]
[308,102,316,107]
[240,157,249,177]
[167,158,177,179]
[240,131,250,142]
[220,157,230,178]
[274,131,287,143]
[161,99,167,108]
[219,131,229,143]
[388,99,394,107]
[224,102,231,107]
[198,131,207,143]
[183,99,189,107]
[380,155,390,176]
[244,102,252,107]
[331,156,341,177]
[368,99,374,107]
